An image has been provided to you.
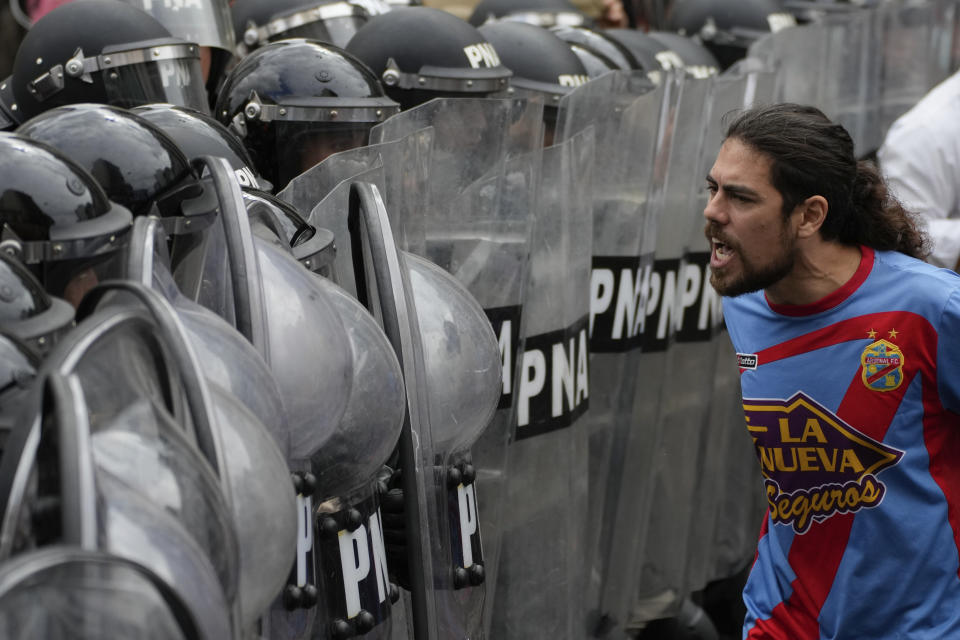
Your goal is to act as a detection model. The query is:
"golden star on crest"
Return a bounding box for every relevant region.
[867,329,878,339]
[888,328,899,339]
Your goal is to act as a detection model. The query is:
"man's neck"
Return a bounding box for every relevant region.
[765,242,863,306]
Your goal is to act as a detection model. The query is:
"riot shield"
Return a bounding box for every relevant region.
[675,69,757,599]
[278,127,435,287]
[125,215,292,457]
[0,546,197,640]
[700,65,777,590]
[487,128,594,639]
[622,72,712,627]
[371,97,543,640]
[747,23,829,113]
[169,156,269,355]
[78,280,299,631]
[171,158,354,467]
[264,224,407,640]
[0,295,240,639]
[819,9,883,157]
[877,0,940,137]
[548,70,664,635]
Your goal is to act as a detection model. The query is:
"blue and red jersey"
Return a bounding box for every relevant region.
[723,246,960,639]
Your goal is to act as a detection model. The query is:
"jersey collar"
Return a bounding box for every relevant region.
[765,246,874,317]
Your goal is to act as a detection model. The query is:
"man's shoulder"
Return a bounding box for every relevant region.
[869,250,960,312]
[872,250,960,290]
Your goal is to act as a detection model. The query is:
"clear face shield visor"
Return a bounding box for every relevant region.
[26,40,210,115]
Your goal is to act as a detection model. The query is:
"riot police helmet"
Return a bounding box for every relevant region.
[647,30,721,78]
[602,27,686,77]
[232,0,389,53]
[549,24,642,72]
[0,252,73,353]
[17,104,212,228]
[114,0,237,104]
[346,7,512,110]
[478,21,588,143]
[11,0,209,121]
[0,132,132,302]
[133,103,268,192]
[665,0,796,70]
[468,0,591,28]
[215,39,400,191]
[0,77,20,132]
[478,21,589,108]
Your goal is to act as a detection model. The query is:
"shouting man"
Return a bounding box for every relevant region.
[705,103,960,638]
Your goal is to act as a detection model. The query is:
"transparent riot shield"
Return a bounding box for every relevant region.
[173,157,355,468]
[549,70,663,635]
[169,156,269,356]
[747,22,830,112]
[623,72,712,627]
[674,70,755,600]
[124,215,292,458]
[371,97,544,640]
[0,294,240,639]
[487,128,594,640]
[78,280,298,631]
[877,0,940,137]
[256,192,407,640]
[697,66,777,591]
[0,546,198,640]
[817,9,883,158]
[278,126,435,288]
[343,181,439,640]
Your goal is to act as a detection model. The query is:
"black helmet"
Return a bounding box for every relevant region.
[0,132,131,300]
[114,0,238,102]
[0,252,74,353]
[603,28,688,79]
[232,0,388,53]
[0,77,20,132]
[11,0,209,121]
[17,105,206,226]
[215,39,400,190]
[647,31,721,78]
[468,0,591,28]
[549,25,643,72]
[665,0,796,70]
[477,21,589,109]
[346,7,512,110]
[133,103,269,192]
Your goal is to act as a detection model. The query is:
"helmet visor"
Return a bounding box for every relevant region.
[261,2,369,48]
[281,15,367,48]
[275,122,372,190]
[103,57,210,115]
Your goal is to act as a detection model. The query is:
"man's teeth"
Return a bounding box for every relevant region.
[715,242,729,257]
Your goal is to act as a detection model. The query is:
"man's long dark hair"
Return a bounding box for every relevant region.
[724,103,929,260]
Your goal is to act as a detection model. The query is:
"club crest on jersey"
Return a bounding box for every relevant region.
[861,339,904,392]
[743,392,903,534]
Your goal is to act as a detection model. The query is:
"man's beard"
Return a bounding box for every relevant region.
[705,221,796,297]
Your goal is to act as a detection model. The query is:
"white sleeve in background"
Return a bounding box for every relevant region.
[878,71,960,269]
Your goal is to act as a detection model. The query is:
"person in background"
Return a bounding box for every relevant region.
[878,70,960,271]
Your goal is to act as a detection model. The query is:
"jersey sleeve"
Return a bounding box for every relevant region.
[936,287,960,413]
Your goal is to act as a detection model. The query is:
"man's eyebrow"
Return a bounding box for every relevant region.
[705,175,761,199]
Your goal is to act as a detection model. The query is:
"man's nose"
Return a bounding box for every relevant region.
[703,193,726,224]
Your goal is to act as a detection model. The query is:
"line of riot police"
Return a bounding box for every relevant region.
[0,0,956,639]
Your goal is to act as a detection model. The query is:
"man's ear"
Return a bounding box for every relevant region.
[795,195,828,239]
